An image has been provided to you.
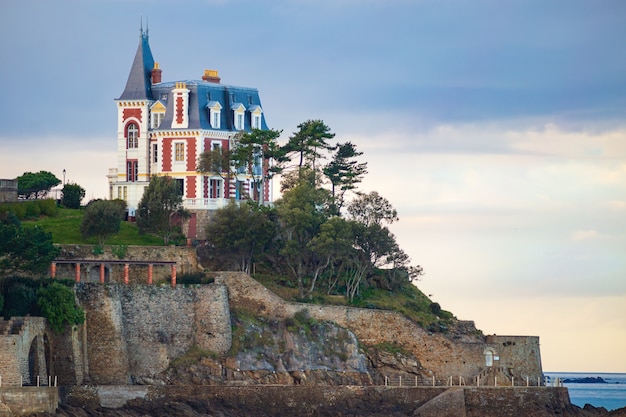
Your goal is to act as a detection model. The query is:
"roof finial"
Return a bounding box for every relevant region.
[146,16,149,36]
[140,16,143,37]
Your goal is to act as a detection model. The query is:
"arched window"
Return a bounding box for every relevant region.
[126,123,138,149]
[485,350,495,367]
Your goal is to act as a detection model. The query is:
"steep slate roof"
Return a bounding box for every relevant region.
[152,81,268,132]
[118,30,155,100]
[118,31,268,131]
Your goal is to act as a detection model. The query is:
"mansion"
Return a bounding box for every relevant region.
[108,29,271,239]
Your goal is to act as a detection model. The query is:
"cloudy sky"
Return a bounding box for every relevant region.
[1,0,625,373]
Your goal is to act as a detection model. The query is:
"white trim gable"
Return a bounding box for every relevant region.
[207,101,222,129]
[231,102,246,130]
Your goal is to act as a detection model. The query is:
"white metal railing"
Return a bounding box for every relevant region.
[379,374,544,388]
[0,375,58,387]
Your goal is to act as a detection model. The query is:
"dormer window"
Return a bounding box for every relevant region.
[151,113,164,129]
[150,101,166,129]
[249,105,263,129]
[231,103,246,130]
[126,123,138,149]
[207,101,222,129]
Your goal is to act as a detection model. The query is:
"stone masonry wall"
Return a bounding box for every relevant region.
[75,283,231,385]
[55,245,198,284]
[0,387,59,416]
[64,385,577,417]
[215,272,544,384]
[0,318,49,387]
[0,335,21,386]
[485,335,543,382]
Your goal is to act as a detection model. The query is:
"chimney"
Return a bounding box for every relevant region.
[202,69,221,84]
[151,62,162,84]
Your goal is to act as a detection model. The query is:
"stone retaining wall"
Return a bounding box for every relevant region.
[55,245,198,284]
[64,385,575,417]
[76,283,231,384]
[215,272,543,384]
[0,387,58,416]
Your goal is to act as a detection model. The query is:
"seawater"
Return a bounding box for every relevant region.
[545,372,626,411]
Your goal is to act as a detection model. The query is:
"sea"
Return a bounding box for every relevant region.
[545,372,626,411]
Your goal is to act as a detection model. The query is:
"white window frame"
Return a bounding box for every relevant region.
[232,103,246,131]
[126,123,138,149]
[209,178,222,199]
[208,101,222,129]
[151,112,164,129]
[252,114,261,129]
[174,142,185,162]
[212,109,221,129]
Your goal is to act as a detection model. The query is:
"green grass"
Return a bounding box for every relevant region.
[252,273,455,331]
[22,208,164,246]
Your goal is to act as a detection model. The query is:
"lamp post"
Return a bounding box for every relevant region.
[63,169,66,186]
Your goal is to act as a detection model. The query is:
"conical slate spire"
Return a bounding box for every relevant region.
[118,28,155,100]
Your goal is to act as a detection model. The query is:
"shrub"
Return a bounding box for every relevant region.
[2,281,38,318]
[36,282,85,333]
[178,272,213,285]
[429,302,442,316]
[111,244,128,259]
[61,183,85,209]
[37,199,58,217]
[24,202,41,218]
[10,203,26,219]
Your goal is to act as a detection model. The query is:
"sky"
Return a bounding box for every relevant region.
[1,0,625,373]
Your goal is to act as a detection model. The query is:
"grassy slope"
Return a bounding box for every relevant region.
[22,208,163,246]
[253,273,456,331]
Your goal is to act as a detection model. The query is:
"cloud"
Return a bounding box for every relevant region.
[570,230,600,241]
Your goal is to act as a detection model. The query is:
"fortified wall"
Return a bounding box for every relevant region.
[75,283,231,385]
[72,271,542,386]
[214,272,543,385]
[0,318,48,387]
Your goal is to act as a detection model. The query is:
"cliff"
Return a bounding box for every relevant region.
[7,273,626,416]
[71,273,543,387]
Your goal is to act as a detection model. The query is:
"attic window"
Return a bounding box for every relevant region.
[151,112,164,129]
[207,101,222,129]
[249,105,263,129]
[231,103,246,130]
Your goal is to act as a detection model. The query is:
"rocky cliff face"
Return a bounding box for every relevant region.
[74,275,543,387]
[162,308,427,386]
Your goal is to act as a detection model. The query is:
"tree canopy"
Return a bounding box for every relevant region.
[61,182,85,209]
[80,199,126,245]
[204,200,276,274]
[17,171,61,199]
[37,282,85,333]
[0,215,59,276]
[201,119,423,301]
[323,142,368,215]
[197,128,284,204]
[136,176,186,244]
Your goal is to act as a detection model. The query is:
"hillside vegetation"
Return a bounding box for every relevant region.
[22,207,164,246]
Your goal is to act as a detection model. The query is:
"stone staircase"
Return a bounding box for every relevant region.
[0,317,25,336]
[472,366,514,386]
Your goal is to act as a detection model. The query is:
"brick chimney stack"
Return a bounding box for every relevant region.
[202,69,220,84]
[151,62,162,84]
